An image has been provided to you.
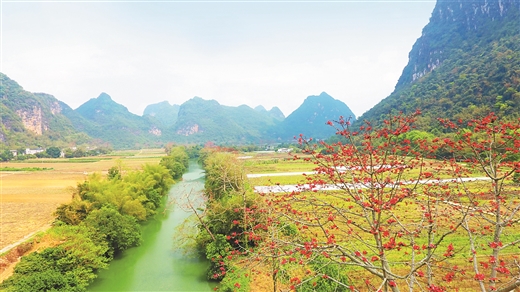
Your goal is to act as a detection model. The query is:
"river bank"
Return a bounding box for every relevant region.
[88,160,213,291]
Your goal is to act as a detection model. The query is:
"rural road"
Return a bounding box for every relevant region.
[252,176,491,193]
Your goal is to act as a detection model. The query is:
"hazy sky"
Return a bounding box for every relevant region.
[1,0,436,117]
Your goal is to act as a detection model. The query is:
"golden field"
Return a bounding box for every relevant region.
[0,149,165,253]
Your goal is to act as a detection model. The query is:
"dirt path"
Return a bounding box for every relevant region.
[0,225,48,255]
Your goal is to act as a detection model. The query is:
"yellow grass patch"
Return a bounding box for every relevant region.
[0,150,166,281]
[0,150,163,252]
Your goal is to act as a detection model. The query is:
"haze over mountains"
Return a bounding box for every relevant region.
[1,0,518,149]
[0,71,356,148]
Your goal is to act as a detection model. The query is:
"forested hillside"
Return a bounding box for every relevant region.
[358,0,520,129]
[274,92,356,140]
[1,72,357,148]
[0,73,91,148]
[71,93,165,149]
[143,101,180,128]
[172,97,281,144]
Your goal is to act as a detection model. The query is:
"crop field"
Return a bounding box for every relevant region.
[0,149,165,254]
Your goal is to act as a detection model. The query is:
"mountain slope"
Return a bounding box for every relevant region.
[171,97,280,144]
[358,0,520,129]
[143,101,180,128]
[0,72,91,147]
[274,92,356,140]
[268,107,285,121]
[73,93,164,148]
[254,105,285,121]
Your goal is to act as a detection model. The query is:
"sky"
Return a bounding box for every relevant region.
[1,0,436,118]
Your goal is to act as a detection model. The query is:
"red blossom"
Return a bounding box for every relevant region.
[474,273,485,281]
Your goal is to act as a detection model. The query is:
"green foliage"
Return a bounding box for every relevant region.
[359,1,520,131]
[205,234,232,281]
[71,163,174,220]
[0,166,53,171]
[513,171,520,184]
[46,146,61,158]
[186,145,203,159]
[0,149,14,161]
[138,164,175,208]
[82,206,141,255]
[217,265,250,292]
[298,257,351,292]
[203,152,245,200]
[35,152,50,158]
[3,247,84,292]
[160,146,189,179]
[54,199,93,225]
[2,225,109,292]
[275,92,356,140]
[107,166,121,180]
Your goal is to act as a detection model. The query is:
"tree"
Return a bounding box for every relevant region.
[160,146,189,179]
[1,225,109,292]
[204,152,245,200]
[46,146,61,158]
[185,149,268,286]
[64,148,74,158]
[438,113,520,292]
[54,199,93,225]
[0,149,14,161]
[246,112,469,291]
[16,148,26,155]
[82,206,141,255]
[168,146,189,168]
[73,147,86,158]
[107,166,121,180]
[160,156,185,179]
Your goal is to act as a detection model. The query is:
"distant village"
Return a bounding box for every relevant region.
[1,146,112,162]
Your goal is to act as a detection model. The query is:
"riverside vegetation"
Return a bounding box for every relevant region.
[193,112,520,292]
[0,146,190,292]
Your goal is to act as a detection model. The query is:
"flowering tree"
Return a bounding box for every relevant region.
[253,111,471,291]
[438,113,520,292]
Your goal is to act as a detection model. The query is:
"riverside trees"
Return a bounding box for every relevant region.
[1,148,187,292]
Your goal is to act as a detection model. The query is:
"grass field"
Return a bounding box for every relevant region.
[0,149,165,253]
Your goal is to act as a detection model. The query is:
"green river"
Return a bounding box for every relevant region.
[89,161,213,291]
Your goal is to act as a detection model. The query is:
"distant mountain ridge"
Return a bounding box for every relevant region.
[143,101,180,128]
[3,0,518,148]
[172,97,281,144]
[0,72,355,148]
[70,93,165,148]
[254,105,285,121]
[275,92,356,140]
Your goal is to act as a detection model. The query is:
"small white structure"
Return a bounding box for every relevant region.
[26,148,44,155]
[277,148,293,153]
